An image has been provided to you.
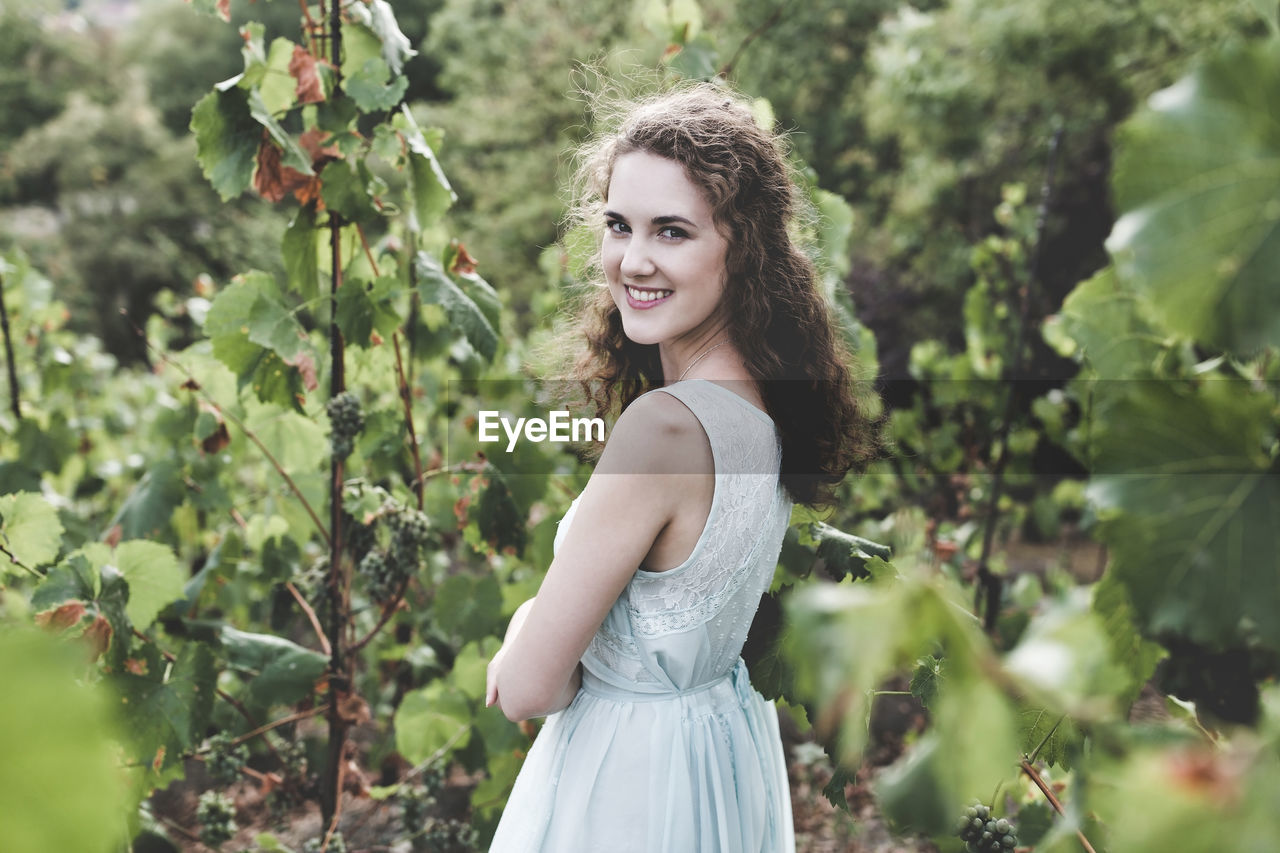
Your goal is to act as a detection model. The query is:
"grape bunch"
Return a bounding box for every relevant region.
[359,549,401,603]
[956,802,1018,852]
[203,732,249,785]
[388,507,431,574]
[326,392,365,460]
[418,817,479,852]
[399,783,438,840]
[302,833,347,853]
[196,791,237,848]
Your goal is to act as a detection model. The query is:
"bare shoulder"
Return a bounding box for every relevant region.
[595,390,711,477]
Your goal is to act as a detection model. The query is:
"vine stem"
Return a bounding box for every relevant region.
[0,543,43,578]
[719,6,784,77]
[975,126,1064,634]
[320,0,349,834]
[230,703,329,747]
[0,264,20,421]
[1019,757,1098,853]
[287,581,332,657]
[119,311,332,548]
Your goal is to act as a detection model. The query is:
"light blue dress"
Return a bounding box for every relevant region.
[489,380,796,853]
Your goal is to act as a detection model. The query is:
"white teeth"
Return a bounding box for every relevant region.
[627,286,672,302]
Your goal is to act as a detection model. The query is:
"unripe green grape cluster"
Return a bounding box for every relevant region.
[326,392,364,460]
[352,505,431,603]
[302,833,347,853]
[418,817,479,851]
[204,732,249,785]
[957,802,1017,852]
[196,791,237,848]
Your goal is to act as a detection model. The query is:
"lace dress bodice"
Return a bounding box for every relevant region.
[553,380,792,698]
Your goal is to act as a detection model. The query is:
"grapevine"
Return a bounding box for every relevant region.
[956,803,1017,852]
[302,832,347,853]
[203,732,249,785]
[196,791,237,849]
[325,392,364,461]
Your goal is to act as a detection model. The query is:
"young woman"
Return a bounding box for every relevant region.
[485,83,874,852]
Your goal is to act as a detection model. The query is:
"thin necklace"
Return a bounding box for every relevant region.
[676,340,727,382]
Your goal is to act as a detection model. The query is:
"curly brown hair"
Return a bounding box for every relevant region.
[560,82,877,507]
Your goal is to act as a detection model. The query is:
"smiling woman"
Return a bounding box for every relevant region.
[484,83,877,853]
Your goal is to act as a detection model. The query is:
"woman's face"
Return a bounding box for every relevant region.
[602,151,730,350]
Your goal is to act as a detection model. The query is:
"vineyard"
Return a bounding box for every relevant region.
[2,0,1279,851]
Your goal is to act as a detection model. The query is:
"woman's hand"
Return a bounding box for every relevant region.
[485,644,507,709]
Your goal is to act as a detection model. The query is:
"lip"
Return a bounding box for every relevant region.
[624,284,674,310]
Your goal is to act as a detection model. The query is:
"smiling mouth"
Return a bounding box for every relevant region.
[625,285,673,304]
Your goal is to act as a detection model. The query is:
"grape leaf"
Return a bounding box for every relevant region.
[191,87,259,201]
[1087,379,1280,651]
[320,159,381,225]
[396,107,456,226]
[113,540,185,631]
[0,492,63,573]
[473,468,526,556]
[247,90,312,175]
[335,275,402,348]
[416,251,498,360]
[345,0,417,75]
[1045,266,1164,379]
[799,521,892,582]
[1018,707,1081,770]
[1093,570,1167,705]
[106,460,184,542]
[282,205,320,301]
[1108,39,1280,354]
[909,654,943,709]
[345,58,409,113]
[110,643,217,780]
[396,681,472,765]
[219,626,327,707]
[432,573,503,644]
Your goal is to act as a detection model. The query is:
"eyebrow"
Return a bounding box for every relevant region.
[603,210,698,227]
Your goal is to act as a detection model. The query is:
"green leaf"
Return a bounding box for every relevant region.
[1046,266,1164,378]
[204,273,313,408]
[1086,379,1280,651]
[1017,707,1081,770]
[415,251,498,360]
[1093,571,1168,705]
[336,275,403,348]
[397,107,457,226]
[909,655,943,709]
[0,492,63,573]
[30,555,97,612]
[113,540,185,631]
[345,0,417,76]
[107,460,184,542]
[346,58,409,113]
[474,468,526,556]
[110,642,218,780]
[191,87,259,201]
[1108,40,1280,354]
[396,681,472,765]
[282,206,320,301]
[258,38,300,116]
[0,629,129,853]
[320,159,381,225]
[432,572,504,644]
[800,521,892,582]
[219,626,327,707]
[667,34,719,81]
[243,403,328,474]
[248,90,312,175]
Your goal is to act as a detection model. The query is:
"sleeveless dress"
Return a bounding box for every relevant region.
[488,379,796,853]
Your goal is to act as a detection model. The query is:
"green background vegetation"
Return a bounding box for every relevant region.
[2,1,1279,851]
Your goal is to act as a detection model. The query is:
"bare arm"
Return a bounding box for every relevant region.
[484,392,711,722]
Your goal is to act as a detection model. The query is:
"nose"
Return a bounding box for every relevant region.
[619,235,656,279]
